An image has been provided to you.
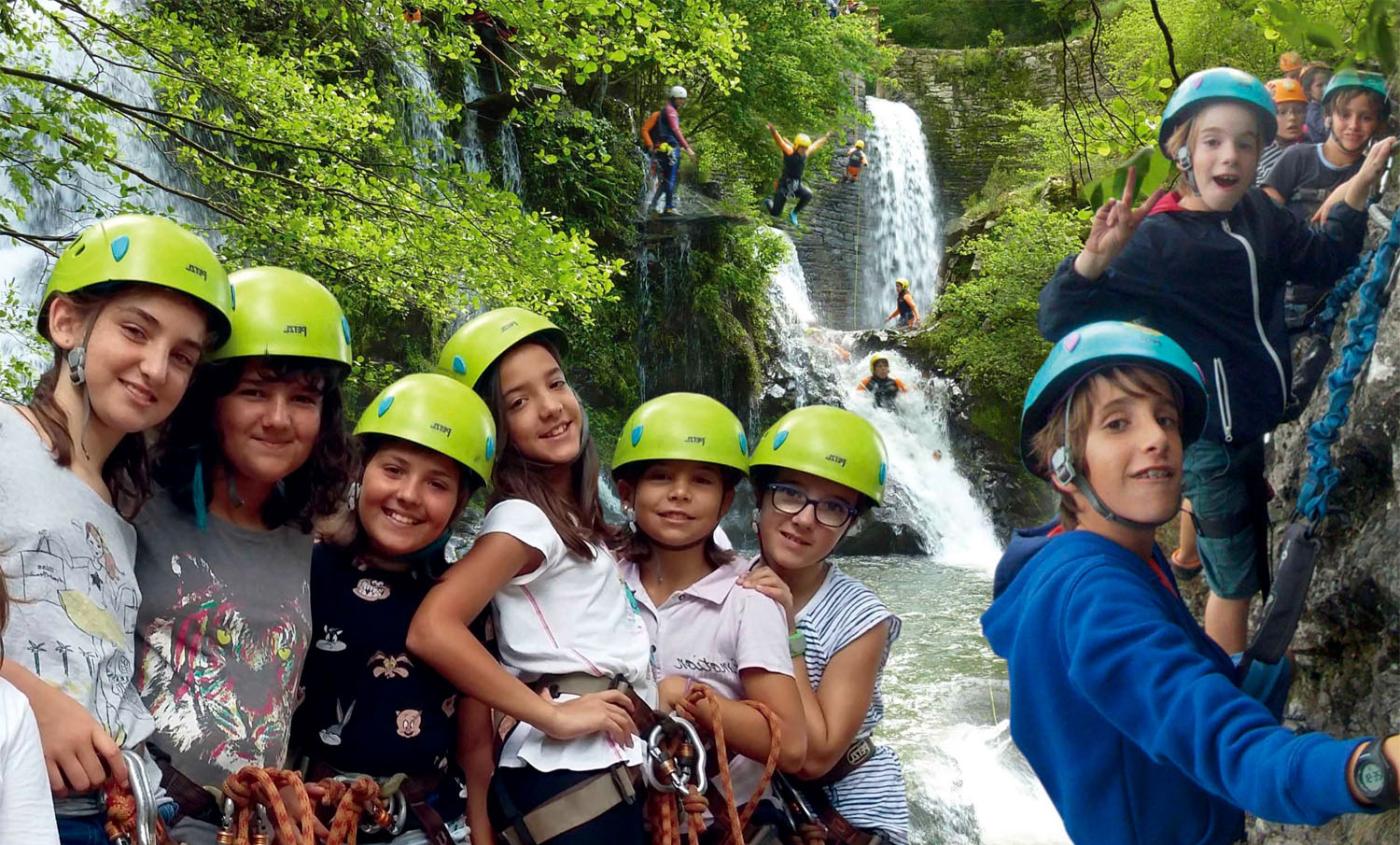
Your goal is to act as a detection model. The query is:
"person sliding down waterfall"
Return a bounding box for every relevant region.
[763,124,829,227]
[841,139,867,183]
[646,85,696,217]
[884,278,920,329]
[857,355,909,411]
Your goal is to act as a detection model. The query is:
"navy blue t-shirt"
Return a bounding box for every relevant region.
[293,543,465,815]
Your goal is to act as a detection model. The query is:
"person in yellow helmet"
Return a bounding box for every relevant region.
[763,123,831,226]
[857,355,910,410]
[885,278,920,328]
[841,138,868,183]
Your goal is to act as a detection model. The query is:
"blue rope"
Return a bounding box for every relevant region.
[1295,207,1400,525]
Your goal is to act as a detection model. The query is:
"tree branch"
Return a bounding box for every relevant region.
[1149,0,1181,84]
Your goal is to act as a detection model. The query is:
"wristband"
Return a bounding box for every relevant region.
[788,631,807,658]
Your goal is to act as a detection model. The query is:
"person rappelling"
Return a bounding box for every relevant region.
[643,85,696,217]
[841,139,867,183]
[763,124,830,227]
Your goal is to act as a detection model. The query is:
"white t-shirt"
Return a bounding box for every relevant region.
[480,499,653,772]
[0,677,59,843]
[623,556,792,802]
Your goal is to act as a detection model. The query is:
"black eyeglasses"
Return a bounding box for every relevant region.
[765,482,858,528]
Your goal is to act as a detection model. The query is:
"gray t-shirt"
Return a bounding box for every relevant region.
[0,405,153,749]
[134,490,312,787]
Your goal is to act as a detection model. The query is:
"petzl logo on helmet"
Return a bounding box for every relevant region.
[825,453,847,468]
[284,325,308,336]
[686,435,706,445]
[431,422,453,437]
[185,263,208,280]
[500,320,519,333]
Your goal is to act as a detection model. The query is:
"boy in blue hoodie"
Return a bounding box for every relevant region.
[1038,67,1394,655]
[982,321,1399,845]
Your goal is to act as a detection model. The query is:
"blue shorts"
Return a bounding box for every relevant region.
[1182,438,1270,600]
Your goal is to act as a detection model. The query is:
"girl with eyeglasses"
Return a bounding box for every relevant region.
[739,406,911,845]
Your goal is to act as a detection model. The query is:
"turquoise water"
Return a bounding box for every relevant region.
[837,555,1070,845]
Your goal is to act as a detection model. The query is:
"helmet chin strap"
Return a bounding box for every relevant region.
[1328,124,1368,156]
[1051,383,1164,532]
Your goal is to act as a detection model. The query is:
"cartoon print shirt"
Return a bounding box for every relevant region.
[134,490,312,788]
[0,405,153,754]
[291,543,464,804]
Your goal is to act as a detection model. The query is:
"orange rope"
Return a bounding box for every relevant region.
[219,767,389,845]
[647,686,784,845]
[104,781,172,845]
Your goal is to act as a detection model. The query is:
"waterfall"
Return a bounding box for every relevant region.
[860,97,943,328]
[392,51,450,165]
[497,123,523,197]
[0,0,212,366]
[459,65,488,174]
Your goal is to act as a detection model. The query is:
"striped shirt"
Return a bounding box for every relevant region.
[1255,141,1290,186]
[796,565,909,844]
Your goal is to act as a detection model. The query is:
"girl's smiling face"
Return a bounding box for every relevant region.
[496,342,583,467]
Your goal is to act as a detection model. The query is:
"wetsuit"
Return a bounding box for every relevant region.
[844,148,866,181]
[858,374,906,410]
[895,292,916,326]
[769,149,813,217]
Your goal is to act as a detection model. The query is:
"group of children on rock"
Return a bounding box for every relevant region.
[0,219,908,845]
[1,58,1397,845]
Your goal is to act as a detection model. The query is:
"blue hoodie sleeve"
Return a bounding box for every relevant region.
[1061,564,1369,824]
[1273,197,1367,288]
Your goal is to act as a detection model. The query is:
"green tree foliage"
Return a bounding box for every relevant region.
[920,204,1083,404]
[882,0,1058,49]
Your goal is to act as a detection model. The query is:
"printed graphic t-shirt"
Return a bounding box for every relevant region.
[0,405,153,752]
[292,544,464,817]
[134,490,312,787]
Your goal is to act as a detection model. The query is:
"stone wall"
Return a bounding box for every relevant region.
[793,135,866,329]
[886,42,1094,219]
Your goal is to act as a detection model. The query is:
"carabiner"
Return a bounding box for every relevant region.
[121,749,159,845]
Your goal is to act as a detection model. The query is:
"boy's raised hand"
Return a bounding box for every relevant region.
[1073,167,1166,281]
[1336,136,1397,215]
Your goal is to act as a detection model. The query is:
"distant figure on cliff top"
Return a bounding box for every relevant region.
[643,85,696,216]
[763,123,829,227]
[858,355,910,411]
[842,139,868,183]
[885,278,920,328]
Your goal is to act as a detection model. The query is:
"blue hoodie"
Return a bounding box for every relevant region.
[1038,189,1366,445]
[982,529,1370,845]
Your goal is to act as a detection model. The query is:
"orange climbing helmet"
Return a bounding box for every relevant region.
[1278,51,1303,74]
[1265,78,1308,106]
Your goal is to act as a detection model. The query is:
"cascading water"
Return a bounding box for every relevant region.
[392,51,450,165]
[860,97,943,328]
[497,123,523,197]
[760,222,1066,842]
[459,65,488,174]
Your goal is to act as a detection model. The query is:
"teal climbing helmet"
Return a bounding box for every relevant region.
[1020,322,1208,476]
[1322,69,1391,119]
[1158,67,1277,156]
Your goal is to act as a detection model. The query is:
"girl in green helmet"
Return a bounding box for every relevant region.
[411,307,650,845]
[289,373,496,845]
[130,266,356,842]
[738,405,910,845]
[0,214,231,844]
[609,392,807,827]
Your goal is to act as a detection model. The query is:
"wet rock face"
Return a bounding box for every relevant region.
[1256,179,1400,843]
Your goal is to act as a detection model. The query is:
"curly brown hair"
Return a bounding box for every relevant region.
[152,356,356,532]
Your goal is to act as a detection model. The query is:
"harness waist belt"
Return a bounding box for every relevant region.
[806,737,876,787]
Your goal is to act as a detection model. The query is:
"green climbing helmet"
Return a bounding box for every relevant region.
[750,405,887,506]
[1322,69,1391,119]
[354,373,497,487]
[1020,321,1208,476]
[611,392,749,478]
[39,214,232,344]
[210,267,353,368]
[1158,67,1277,156]
[437,307,568,392]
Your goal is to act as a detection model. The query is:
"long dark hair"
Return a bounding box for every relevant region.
[153,356,356,532]
[29,285,165,517]
[481,340,614,558]
[610,461,739,569]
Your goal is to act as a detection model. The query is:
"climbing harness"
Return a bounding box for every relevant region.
[1245,205,1400,670]
[106,750,166,845]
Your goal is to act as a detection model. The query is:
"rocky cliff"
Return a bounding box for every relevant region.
[1256,171,1400,842]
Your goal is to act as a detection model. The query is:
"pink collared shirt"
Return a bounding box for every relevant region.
[621,556,793,800]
